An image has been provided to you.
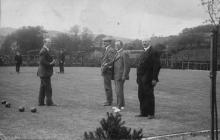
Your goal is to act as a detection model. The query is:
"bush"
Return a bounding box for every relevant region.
[84,112,143,140]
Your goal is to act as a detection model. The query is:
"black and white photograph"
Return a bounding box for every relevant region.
[0,0,220,139]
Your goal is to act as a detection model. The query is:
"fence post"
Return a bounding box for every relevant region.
[187,62,190,70]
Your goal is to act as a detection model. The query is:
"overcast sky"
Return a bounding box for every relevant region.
[2,0,208,39]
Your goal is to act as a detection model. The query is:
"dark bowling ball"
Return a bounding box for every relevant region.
[30,107,37,113]
[1,100,6,104]
[18,106,25,112]
[5,102,11,108]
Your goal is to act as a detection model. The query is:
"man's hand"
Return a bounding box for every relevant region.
[152,80,157,86]
[50,59,56,65]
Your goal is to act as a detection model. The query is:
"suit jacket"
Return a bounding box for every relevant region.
[37,47,54,78]
[137,46,161,85]
[101,46,116,75]
[113,49,130,80]
[15,55,22,65]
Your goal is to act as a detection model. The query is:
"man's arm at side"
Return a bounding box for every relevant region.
[152,51,161,82]
[122,52,130,80]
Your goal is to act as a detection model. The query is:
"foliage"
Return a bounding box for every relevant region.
[124,39,143,50]
[84,112,143,140]
[80,27,95,51]
[51,33,78,52]
[0,26,45,54]
[69,25,80,36]
[51,26,94,54]
[150,25,213,54]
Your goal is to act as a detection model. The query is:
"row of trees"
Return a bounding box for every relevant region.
[0,26,45,55]
[150,25,213,53]
[0,25,103,55]
[0,24,214,56]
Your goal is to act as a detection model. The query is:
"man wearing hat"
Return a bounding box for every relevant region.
[101,37,117,106]
[136,40,161,118]
[37,38,56,106]
[112,40,130,113]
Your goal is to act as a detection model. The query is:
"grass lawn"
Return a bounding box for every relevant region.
[0,67,219,139]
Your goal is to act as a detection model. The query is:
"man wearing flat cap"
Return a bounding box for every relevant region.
[101,37,117,106]
[37,38,56,106]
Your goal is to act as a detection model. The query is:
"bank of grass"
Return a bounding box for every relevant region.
[0,67,219,139]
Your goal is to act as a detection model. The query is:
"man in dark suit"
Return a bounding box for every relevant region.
[37,38,56,106]
[14,51,22,73]
[136,40,161,119]
[101,37,117,106]
[112,40,130,113]
[58,49,65,73]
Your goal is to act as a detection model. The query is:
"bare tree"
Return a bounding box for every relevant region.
[201,0,220,25]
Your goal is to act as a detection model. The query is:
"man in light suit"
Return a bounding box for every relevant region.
[101,37,117,106]
[112,40,130,113]
[37,38,56,106]
[136,40,161,119]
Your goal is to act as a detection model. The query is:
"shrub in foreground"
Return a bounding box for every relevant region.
[84,112,143,140]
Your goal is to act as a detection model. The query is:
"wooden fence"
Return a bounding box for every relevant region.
[1,53,220,71]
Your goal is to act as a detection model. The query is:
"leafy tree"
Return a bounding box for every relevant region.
[70,25,80,36]
[0,26,45,54]
[124,39,142,50]
[51,33,77,53]
[80,27,94,51]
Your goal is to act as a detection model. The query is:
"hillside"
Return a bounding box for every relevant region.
[0,27,16,36]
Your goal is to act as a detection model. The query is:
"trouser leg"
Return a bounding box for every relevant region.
[142,84,155,116]
[138,82,145,115]
[16,64,20,72]
[39,78,46,105]
[115,80,125,108]
[44,77,54,105]
[61,65,64,73]
[59,63,64,73]
[103,74,113,104]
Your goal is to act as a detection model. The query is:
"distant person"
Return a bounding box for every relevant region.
[58,49,65,73]
[14,51,22,73]
[37,38,56,106]
[112,40,130,113]
[136,40,161,119]
[0,56,3,66]
[101,37,117,106]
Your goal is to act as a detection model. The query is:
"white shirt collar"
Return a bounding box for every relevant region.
[144,46,151,51]
[43,45,49,51]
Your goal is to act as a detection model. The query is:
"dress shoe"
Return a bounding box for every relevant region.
[112,106,117,110]
[38,103,45,106]
[113,107,121,113]
[103,102,112,106]
[135,114,148,117]
[47,103,57,106]
[147,115,155,119]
